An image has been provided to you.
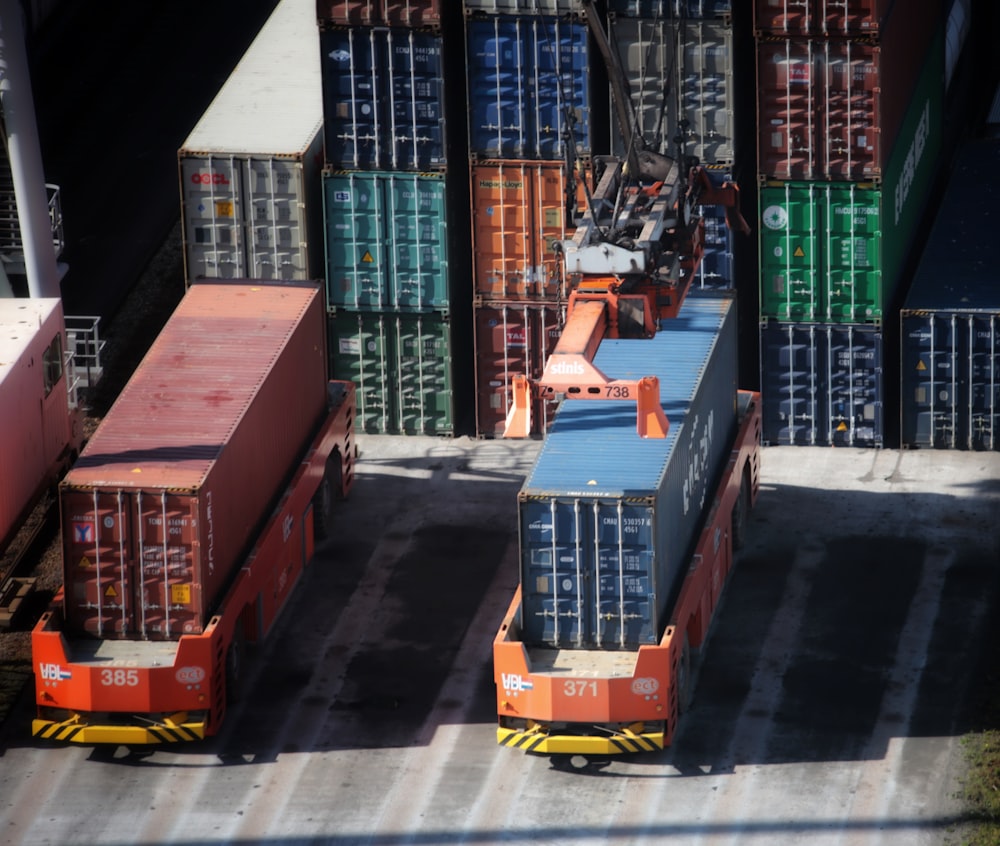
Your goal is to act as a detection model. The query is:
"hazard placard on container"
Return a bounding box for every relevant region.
[171,584,191,605]
[105,584,118,598]
[361,250,374,264]
[794,246,805,257]
[917,360,927,371]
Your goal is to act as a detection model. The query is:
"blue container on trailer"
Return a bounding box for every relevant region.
[466,15,590,161]
[901,138,1000,451]
[517,294,738,649]
[320,25,446,170]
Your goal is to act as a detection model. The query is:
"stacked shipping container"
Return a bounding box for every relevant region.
[606,7,738,294]
[464,1,591,437]
[754,0,945,446]
[900,139,1000,451]
[318,1,457,434]
[178,0,325,284]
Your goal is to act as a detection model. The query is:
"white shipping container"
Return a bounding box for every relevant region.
[178,0,324,284]
[0,298,79,554]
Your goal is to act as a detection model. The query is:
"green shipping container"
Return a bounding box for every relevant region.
[758,31,944,324]
[330,309,454,435]
[324,169,451,311]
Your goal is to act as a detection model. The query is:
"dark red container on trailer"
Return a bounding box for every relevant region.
[754,0,898,36]
[316,0,440,26]
[59,282,329,640]
[756,1,941,181]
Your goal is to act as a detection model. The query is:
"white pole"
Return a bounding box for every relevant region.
[0,1,60,298]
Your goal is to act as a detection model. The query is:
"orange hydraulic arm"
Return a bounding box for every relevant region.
[504,298,669,439]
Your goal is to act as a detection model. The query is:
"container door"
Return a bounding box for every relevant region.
[331,310,394,433]
[387,173,449,309]
[761,321,822,445]
[901,313,958,448]
[243,157,309,281]
[759,183,821,321]
[968,315,999,450]
[321,26,381,169]
[324,171,389,309]
[520,498,656,649]
[62,489,136,637]
[387,28,445,170]
[466,17,529,159]
[825,325,882,448]
[822,183,883,322]
[394,313,453,436]
[134,491,203,639]
[471,162,533,299]
[181,155,246,281]
[530,16,590,160]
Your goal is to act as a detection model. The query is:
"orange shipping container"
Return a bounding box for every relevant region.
[470,161,589,301]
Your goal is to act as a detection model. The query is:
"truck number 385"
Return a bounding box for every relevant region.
[100,669,140,687]
[563,680,598,697]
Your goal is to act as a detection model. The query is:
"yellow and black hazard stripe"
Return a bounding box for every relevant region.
[33,716,206,745]
[497,726,664,755]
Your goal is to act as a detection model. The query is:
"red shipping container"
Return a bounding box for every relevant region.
[475,301,565,438]
[756,6,941,180]
[316,0,440,25]
[471,160,589,301]
[60,282,329,639]
[754,0,897,36]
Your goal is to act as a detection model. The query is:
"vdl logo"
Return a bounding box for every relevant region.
[501,673,534,694]
[39,663,71,682]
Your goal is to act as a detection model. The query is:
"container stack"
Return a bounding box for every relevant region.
[900,139,1000,451]
[178,0,325,285]
[607,1,738,291]
[463,0,593,438]
[753,0,945,447]
[317,1,458,435]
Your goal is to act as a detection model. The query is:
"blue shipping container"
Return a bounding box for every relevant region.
[518,294,738,649]
[323,169,451,311]
[466,15,590,160]
[608,0,731,16]
[694,168,735,290]
[320,25,446,170]
[900,139,1000,450]
[760,320,883,447]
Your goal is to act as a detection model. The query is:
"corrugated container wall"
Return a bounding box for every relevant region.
[0,298,73,552]
[324,169,450,310]
[753,0,895,36]
[330,309,454,434]
[463,0,584,12]
[609,16,735,166]
[474,301,565,438]
[755,2,941,181]
[517,295,738,648]
[901,139,1000,451]
[760,320,883,447]
[757,30,943,323]
[60,283,329,639]
[470,160,590,301]
[695,168,737,290]
[178,0,324,284]
[316,0,441,26]
[465,14,590,161]
[319,24,447,170]
[609,0,731,15]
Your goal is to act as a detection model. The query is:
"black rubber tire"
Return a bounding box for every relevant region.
[225,626,245,705]
[676,634,693,715]
[313,452,343,542]
[731,467,750,551]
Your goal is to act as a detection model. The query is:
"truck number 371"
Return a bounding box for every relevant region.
[563,680,598,697]
[101,669,140,687]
